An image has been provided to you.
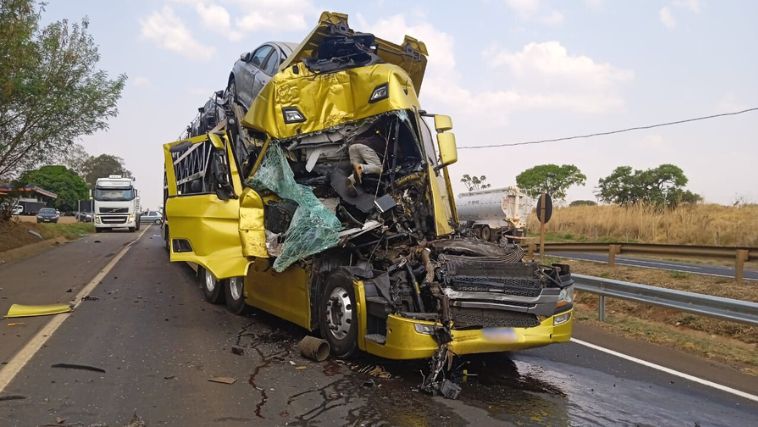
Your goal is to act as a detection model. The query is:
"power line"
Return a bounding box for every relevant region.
[458,107,758,149]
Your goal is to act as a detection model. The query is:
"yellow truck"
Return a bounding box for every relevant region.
[162,13,574,364]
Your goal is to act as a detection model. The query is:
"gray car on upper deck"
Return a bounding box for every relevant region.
[227,41,299,110]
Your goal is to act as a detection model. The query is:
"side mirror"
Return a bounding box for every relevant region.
[240,52,250,62]
[434,114,453,132]
[436,132,457,169]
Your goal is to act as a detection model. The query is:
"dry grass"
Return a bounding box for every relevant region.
[528,204,758,246]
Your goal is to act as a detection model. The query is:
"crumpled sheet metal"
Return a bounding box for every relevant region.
[243,62,420,141]
[5,303,73,318]
[248,144,341,272]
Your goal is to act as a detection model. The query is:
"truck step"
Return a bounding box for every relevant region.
[365,334,386,345]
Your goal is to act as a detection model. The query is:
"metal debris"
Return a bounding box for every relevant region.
[5,303,73,318]
[51,363,106,373]
[209,376,237,385]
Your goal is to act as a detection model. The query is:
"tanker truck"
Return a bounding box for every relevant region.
[457,186,530,242]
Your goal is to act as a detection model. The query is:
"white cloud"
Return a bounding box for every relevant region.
[674,0,701,13]
[659,6,676,29]
[583,0,604,10]
[133,76,151,88]
[139,6,215,61]
[231,0,314,32]
[194,2,243,41]
[487,41,634,113]
[360,15,632,121]
[504,0,541,18]
[504,0,564,26]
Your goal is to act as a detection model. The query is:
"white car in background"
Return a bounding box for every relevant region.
[140,210,162,224]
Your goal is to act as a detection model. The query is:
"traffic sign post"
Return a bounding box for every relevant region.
[536,193,552,263]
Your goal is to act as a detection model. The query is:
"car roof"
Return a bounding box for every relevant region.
[269,41,299,58]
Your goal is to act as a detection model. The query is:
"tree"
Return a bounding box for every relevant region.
[82,154,131,188]
[0,0,126,178]
[17,165,88,212]
[62,143,92,177]
[515,164,586,199]
[597,164,701,208]
[569,200,597,207]
[461,174,492,192]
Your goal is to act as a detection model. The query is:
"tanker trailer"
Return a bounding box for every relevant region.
[456,186,530,242]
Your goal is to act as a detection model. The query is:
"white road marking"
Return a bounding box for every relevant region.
[616,257,704,270]
[0,226,150,393]
[571,338,758,403]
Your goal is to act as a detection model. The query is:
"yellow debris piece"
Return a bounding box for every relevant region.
[4,303,73,318]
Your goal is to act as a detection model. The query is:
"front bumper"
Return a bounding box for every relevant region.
[360,309,573,360]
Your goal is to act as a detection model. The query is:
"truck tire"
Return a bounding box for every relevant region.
[319,271,358,358]
[224,277,248,314]
[201,268,224,304]
[480,225,492,242]
[95,228,102,233]
[129,227,136,232]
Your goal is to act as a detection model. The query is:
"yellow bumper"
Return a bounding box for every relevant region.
[361,311,573,360]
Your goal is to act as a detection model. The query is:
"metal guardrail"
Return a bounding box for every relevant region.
[529,242,755,282]
[572,273,758,326]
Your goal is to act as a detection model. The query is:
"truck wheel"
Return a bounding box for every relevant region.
[481,225,492,242]
[95,228,102,233]
[129,227,136,232]
[163,225,170,252]
[224,277,248,314]
[201,268,224,304]
[319,271,357,358]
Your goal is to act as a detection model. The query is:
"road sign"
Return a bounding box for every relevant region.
[536,193,552,224]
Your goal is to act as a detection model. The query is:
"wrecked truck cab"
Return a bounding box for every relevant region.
[163,11,574,361]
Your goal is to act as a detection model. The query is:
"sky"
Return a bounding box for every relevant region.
[41,0,758,210]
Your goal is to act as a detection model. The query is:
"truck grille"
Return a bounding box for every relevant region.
[448,276,542,298]
[451,307,539,329]
[99,207,128,214]
[102,215,127,224]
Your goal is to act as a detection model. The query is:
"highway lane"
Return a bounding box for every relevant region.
[0,229,144,366]
[0,230,756,425]
[551,251,758,281]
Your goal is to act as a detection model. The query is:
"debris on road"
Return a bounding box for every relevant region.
[55,416,65,424]
[82,295,100,301]
[5,303,73,318]
[51,363,106,373]
[231,345,245,356]
[297,336,330,362]
[163,375,176,380]
[27,230,43,240]
[6,322,25,327]
[0,394,26,402]
[208,376,237,385]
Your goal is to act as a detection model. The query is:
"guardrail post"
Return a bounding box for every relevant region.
[598,295,606,321]
[527,242,536,260]
[608,244,621,270]
[735,249,748,283]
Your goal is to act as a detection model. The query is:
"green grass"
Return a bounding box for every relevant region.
[37,222,94,239]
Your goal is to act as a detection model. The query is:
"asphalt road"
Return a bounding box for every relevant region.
[0,230,756,426]
[551,251,758,281]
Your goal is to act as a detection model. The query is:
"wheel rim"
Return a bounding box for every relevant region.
[229,277,243,301]
[325,286,353,340]
[204,270,216,293]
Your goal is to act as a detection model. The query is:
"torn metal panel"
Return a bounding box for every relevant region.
[5,303,73,318]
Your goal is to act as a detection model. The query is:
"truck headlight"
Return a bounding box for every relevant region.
[369,83,389,103]
[128,214,135,222]
[414,324,436,335]
[95,215,101,224]
[282,107,305,124]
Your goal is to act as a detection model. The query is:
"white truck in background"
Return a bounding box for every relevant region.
[93,175,141,233]
[457,186,530,243]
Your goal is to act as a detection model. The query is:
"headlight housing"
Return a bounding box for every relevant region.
[369,83,389,103]
[282,107,306,124]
